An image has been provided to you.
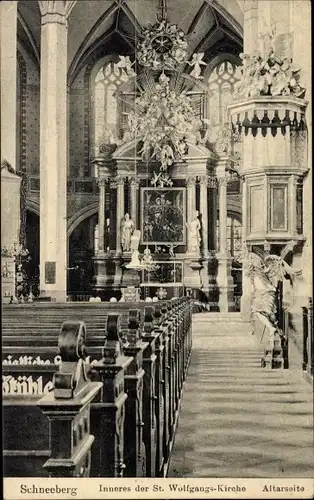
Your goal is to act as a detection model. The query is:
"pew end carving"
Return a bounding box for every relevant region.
[37,321,102,477]
[53,320,89,399]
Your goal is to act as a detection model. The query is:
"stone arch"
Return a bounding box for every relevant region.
[26,199,40,216]
[67,201,99,237]
[227,198,242,223]
[203,53,242,83]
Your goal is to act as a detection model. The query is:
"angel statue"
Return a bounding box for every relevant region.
[159,144,175,171]
[187,53,207,80]
[247,241,303,327]
[121,213,135,252]
[115,55,136,77]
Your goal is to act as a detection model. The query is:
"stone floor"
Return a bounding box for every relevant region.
[168,314,314,478]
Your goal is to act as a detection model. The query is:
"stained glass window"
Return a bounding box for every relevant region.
[206,60,240,142]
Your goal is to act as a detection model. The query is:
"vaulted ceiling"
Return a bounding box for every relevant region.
[17,0,243,81]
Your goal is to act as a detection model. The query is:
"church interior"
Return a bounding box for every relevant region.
[1,0,313,482]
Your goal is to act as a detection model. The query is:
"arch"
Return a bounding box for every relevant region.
[67,202,99,237]
[26,199,40,216]
[79,34,134,172]
[227,198,242,221]
[68,2,121,85]
[203,53,241,82]
[17,11,40,66]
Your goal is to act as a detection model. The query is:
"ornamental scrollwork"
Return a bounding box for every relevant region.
[215,122,232,154]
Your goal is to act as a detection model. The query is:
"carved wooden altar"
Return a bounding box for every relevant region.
[92,139,234,309]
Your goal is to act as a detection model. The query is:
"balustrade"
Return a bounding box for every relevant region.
[2,297,192,478]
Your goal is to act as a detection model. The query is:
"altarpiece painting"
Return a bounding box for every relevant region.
[141,188,186,245]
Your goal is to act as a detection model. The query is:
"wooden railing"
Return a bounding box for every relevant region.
[302,297,313,382]
[2,297,192,478]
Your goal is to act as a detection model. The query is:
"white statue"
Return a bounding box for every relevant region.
[142,247,153,265]
[125,230,142,268]
[187,53,207,80]
[187,211,201,253]
[115,55,136,77]
[159,144,174,171]
[121,213,135,252]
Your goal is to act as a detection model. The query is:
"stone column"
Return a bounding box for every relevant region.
[216,159,234,312]
[0,1,17,170]
[0,2,20,297]
[129,177,140,228]
[97,178,106,255]
[243,0,258,54]
[39,3,69,301]
[240,177,252,320]
[115,177,125,255]
[186,176,196,254]
[199,176,209,258]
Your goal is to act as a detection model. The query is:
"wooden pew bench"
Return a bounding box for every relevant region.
[2,298,192,478]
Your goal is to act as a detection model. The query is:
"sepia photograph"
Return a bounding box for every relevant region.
[1,0,313,499]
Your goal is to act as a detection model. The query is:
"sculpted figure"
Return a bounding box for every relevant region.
[247,242,303,327]
[121,213,135,252]
[187,211,201,253]
[125,230,142,268]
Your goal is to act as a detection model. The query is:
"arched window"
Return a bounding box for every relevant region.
[93,61,132,150]
[206,60,240,142]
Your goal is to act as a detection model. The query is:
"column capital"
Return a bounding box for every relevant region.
[198,175,208,187]
[243,0,258,13]
[129,177,140,189]
[217,176,228,187]
[97,178,107,188]
[39,1,76,26]
[186,176,196,187]
[207,177,218,189]
[116,176,125,187]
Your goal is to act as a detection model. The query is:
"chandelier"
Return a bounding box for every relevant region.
[116,0,208,187]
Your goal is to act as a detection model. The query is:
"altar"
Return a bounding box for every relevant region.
[92,132,235,311]
[90,21,236,311]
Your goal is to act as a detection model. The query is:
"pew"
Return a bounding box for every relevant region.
[37,321,103,477]
[3,321,103,477]
[2,297,193,477]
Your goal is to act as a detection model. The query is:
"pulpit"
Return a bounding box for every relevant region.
[228,96,308,318]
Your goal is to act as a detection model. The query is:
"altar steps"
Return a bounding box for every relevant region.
[168,317,314,478]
